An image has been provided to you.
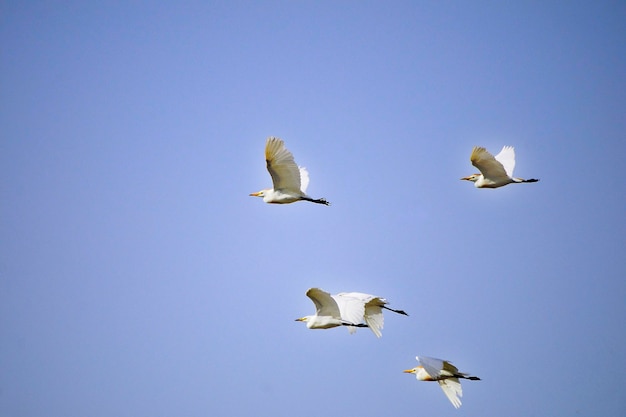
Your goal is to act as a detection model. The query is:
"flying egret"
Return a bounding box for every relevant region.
[461,146,539,188]
[403,356,480,409]
[250,137,330,205]
[334,292,408,338]
[295,288,407,337]
[295,288,368,330]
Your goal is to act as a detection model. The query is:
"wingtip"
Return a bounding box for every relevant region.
[469,146,486,162]
[264,136,285,160]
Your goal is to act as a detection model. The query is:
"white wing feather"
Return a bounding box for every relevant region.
[335,293,389,337]
[265,137,302,192]
[306,288,341,319]
[363,299,385,338]
[494,146,516,178]
[438,378,463,409]
[470,146,510,182]
[417,356,447,378]
[299,167,310,193]
[333,293,366,334]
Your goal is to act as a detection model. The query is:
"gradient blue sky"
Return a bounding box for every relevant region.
[1,2,625,416]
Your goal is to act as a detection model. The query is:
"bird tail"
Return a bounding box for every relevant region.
[382,306,409,316]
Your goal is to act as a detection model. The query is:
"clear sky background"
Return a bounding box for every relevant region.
[1,1,625,416]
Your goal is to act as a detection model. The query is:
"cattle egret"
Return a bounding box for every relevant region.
[250,137,330,205]
[461,146,539,188]
[295,288,367,330]
[296,288,407,337]
[403,356,480,409]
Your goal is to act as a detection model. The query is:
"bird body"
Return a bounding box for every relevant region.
[250,137,329,205]
[297,314,346,329]
[296,288,407,337]
[461,146,539,188]
[404,356,480,409]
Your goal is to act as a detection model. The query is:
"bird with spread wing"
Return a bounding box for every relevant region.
[296,288,407,337]
[461,146,539,188]
[404,356,480,409]
[250,137,330,205]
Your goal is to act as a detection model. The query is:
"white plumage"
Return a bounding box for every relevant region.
[250,137,330,205]
[404,356,480,408]
[334,292,408,338]
[295,288,407,337]
[295,288,365,329]
[461,146,539,188]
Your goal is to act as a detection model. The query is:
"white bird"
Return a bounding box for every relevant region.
[403,356,480,409]
[250,137,330,205]
[295,288,368,330]
[461,146,539,188]
[295,288,407,337]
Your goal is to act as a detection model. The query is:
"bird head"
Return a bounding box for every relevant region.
[460,174,480,182]
[249,190,266,197]
[295,316,314,329]
[403,366,431,380]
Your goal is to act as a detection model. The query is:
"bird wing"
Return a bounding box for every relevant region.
[335,293,386,337]
[363,298,385,338]
[441,360,461,377]
[265,137,302,192]
[336,292,375,303]
[493,146,516,177]
[438,378,463,409]
[306,288,340,318]
[470,146,510,181]
[299,167,310,193]
[333,293,366,333]
[417,356,447,378]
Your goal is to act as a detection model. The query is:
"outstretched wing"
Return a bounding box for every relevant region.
[299,167,310,193]
[417,356,447,378]
[334,293,387,337]
[333,293,366,333]
[265,137,302,192]
[306,288,340,318]
[494,146,516,178]
[363,298,386,338]
[470,146,510,182]
[438,378,463,409]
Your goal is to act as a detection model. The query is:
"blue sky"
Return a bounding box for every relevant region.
[1,1,625,416]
